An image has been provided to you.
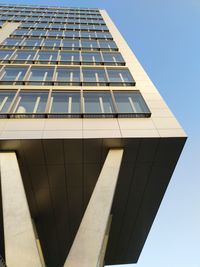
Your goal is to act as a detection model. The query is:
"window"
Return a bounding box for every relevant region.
[82,68,107,84]
[63,31,80,38]
[22,38,43,47]
[42,39,61,48]
[99,41,117,50]
[83,92,114,113]
[11,50,36,61]
[96,32,112,39]
[80,31,97,38]
[59,52,80,63]
[102,52,125,65]
[36,51,58,62]
[27,67,54,83]
[47,30,63,37]
[81,40,99,50]
[12,29,29,36]
[1,38,23,46]
[55,67,80,83]
[107,68,135,85]
[0,91,15,112]
[14,91,48,113]
[114,92,150,114]
[0,66,27,82]
[62,40,80,49]
[0,50,13,60]
[50,91,80,113]
[82,52,102,64]
[30,30,47,36]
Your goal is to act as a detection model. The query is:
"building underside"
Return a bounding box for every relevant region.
[0,136,186,266]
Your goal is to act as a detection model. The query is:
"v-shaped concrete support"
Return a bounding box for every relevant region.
[64,149,123,267]
[0,153,43,267]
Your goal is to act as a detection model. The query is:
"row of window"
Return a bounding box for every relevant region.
[0,5,100,11]
[1,38,118,51]
[19,20,106,27]
[0,7,100,14]
[0,15,103,22]
[0,50,125,66]
[11,26,109,36]
[0,90,150,117]
[1,11,101,17]
[0,66,135,86]
[14,23,108,32]
[10,31,112,40]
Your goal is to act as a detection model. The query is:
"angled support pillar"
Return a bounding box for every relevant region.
[0,153,43,267]
[64,149,123,267]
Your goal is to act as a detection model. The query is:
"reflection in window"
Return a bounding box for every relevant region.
[28,67,54,82]
[83,92,114,113]
[0,91,15,112]
[82,52,102,64]
[14,92,48,113]
[102,53,124,64]
[107,69,134,84]
[22,38,42,47]
[1,38,22,46]
[99,41,117,50]
[59,52,80,63]
[0,50,13,60]
[12,50,36,61]
[114,92,150,113]
[81,40,99,49]
[82,68,107,84]
[55,68,80,83]
[62,40,80,49]
[50,92,80,113]
[42,39,61,48]
[36,51,58,62]
[0,66,27,81]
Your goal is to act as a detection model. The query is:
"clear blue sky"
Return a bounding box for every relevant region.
[1,0,200,266]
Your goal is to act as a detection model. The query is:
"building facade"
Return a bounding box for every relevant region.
[0,4,186,267]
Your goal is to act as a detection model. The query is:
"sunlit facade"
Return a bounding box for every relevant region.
[0,4,186,267]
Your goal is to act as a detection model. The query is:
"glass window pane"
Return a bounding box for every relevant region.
[82,68,107,83]
[0,50,13,60]
[102,52,124,63]
[107,69,134,83]
[1,38,23,46]
[62,40,80,48]
[0,66,27,81]
[99,41,117,49]
[63,31,80,38]
[28,67,54,81]
[82,52,102,63]
[50,92,80,113]
[83,92,114,113]
[12,50,36,60]
[36,51,58,61]
[0,91,16,112]
[22,38,42,47]
[42,39,61,47]
[56,67,80,82]
[59,52,80,62]
[15,91,48,113]
[81,40,99,49]
[114,92,149,113]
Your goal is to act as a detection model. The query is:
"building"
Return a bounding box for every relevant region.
[0,4,186,267]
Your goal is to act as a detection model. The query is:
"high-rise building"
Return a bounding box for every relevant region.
[0,4,186,267]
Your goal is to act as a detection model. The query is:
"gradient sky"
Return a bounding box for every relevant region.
[1,0,200,266]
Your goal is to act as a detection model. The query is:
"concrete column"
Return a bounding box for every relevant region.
[0,153,43,267]
[64,149,123,267]
[0,22,21,44]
